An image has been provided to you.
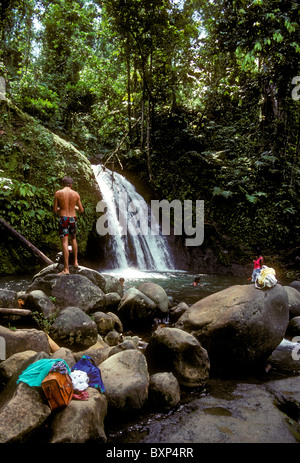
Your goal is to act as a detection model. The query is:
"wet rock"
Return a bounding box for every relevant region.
[102,274,123,296]
[50,387,107,443]
[266,376,300,422]
[149,372,180,410]
[138,282,169,313]
[145,327,210,388]
[118,287,157,326]
[169,302,189,324]
[140,381,300,443]
[176,284,289,374]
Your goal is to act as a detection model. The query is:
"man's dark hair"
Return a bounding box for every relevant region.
[62,176,73,187]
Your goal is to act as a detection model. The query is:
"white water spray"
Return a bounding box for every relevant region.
[92,164,175,271]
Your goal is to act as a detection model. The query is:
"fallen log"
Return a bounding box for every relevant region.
[0,217,54,266]
[0,308,32,316]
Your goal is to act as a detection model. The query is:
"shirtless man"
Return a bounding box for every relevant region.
[53,176,84,274]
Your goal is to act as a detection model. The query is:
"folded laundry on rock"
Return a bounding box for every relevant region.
[70,370,89,391]
[17,359,71,387]
[71,355,105,393]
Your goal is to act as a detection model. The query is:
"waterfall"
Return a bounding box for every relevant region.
[92,164,175,271]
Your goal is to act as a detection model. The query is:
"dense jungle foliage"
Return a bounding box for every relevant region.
[0,0,300,272]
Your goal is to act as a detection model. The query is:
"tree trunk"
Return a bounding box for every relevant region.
[0,217,54,266]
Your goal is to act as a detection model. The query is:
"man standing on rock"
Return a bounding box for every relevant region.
[53,176,84,275]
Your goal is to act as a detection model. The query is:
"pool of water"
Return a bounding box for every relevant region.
[102,268,247,306]
[0,268,247,307]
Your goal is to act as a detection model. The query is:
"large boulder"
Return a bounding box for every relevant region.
[0,326,51,359]
[32,264,107,292]
[175,284,289,373]
[289,280,300,293]
[50,387,107,443]
[26,274,106,313]
[137,282,169,313]
[148,372,180,410]
[92,311,123,337]
[0,382,51,443]
[49,306,98,350]
[117,287,157,326]
[284,286,300,318]
[100,350,149,411]
[0,350,37,389]
[23,290,56,318]
[145,327,210,388]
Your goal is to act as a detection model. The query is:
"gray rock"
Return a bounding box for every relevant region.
[284,286,300,318]
[287,316,300,336]
[145,327,210,388]
[108,339,138,357]
[100,350,149,411]
[27,274,106,313]
[0,350,37,386]
[118,287,157,326]
[266,376,300,422]
[176,284,289,373]
[50,387,107,443]
[140,381,300,443]
[138,282,169,313]
[92,311,123,337]
[169,302,189,324]
[0,382,51,443]
[23,289,56,318]
[49,306,98,350]
[0,326,51,359]
[149,372,180,410]
[0,289,18,308]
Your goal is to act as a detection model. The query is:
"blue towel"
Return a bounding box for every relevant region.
[17,358,71,387]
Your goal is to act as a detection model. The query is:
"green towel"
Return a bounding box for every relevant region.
[17,358,71,387]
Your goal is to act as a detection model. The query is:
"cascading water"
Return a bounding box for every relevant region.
[92,164,175,271]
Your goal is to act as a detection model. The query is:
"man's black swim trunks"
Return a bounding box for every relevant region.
[58,216,77,238]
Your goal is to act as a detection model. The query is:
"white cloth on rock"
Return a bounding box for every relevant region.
[70,369,89,391]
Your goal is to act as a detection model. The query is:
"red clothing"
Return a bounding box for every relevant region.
[253,256,263,269]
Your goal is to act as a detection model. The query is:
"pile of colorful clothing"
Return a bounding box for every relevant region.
[17,355,105,402]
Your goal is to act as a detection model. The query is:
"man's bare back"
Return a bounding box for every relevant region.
[53,187,84,217]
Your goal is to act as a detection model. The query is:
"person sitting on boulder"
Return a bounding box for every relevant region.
[251,250,264,282]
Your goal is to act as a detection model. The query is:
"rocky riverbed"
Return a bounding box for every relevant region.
[1,264,300,444]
